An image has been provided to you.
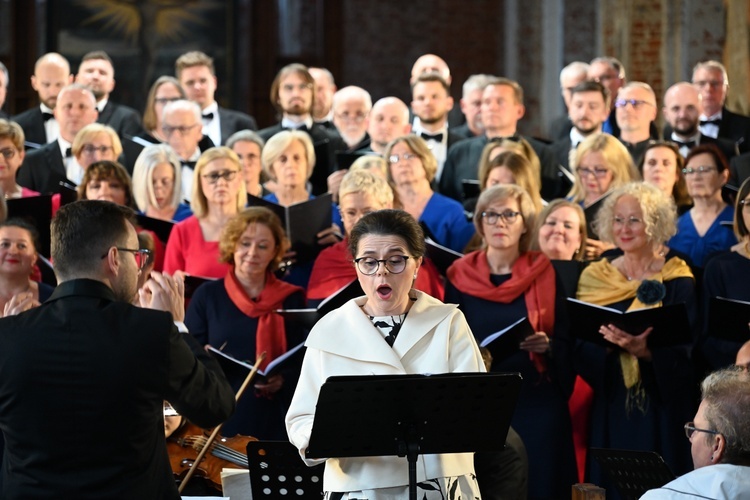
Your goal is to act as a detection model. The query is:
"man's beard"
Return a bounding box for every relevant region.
[673,120,699,137]
[339,129,366,148]
[574,120,599,135]
[418,112,446,126]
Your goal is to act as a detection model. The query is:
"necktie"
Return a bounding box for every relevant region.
[700,118,721,126]
[42,112,54,122]
[420,132,444,142]
[202,112,214,121]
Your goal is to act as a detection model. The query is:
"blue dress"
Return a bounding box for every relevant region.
[185,279,307,439]
[667,206,737,267]
[172,203,193,222]
[421,193,475,252]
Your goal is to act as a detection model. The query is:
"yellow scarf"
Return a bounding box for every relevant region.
[577,257,693,412]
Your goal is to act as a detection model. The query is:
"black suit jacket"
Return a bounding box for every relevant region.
[258,122,347,195]
[0,109,8,120]
[664,107,750,154]
[16,140,68,194]
[0,279,234,499]
[121,133,215,176]
[729,151,750,188]
[217,106,258,145]
[450,123,477,140]
[12,107,48,148]
[97,100,145,139]
[699,134,738,162]
[547,115,573,142]
[545,137,576,200]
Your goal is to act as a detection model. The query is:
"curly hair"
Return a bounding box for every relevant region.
[218,207,288,269]
[594,182,677,247]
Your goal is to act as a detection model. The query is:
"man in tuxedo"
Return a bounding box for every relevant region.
[588,56,626,137]
[615,82,658,165]
[161,99,208,203]
[17,84,99,193]
[691,60,750,154]
[409,53,465,128]
[258,63,346,196]
[12,52,73,147]
[176,51,257,146]
[439,77,555,202]
[0,200,234,499]
[547,61,590,141]
[309,67,336,129]
[662,82,737,161]
[0,61,8,119]
[548,81,610,199]
[411,72,466,183]
[365,97,411,155]
[75,51,144,139]
[452,74,492,139]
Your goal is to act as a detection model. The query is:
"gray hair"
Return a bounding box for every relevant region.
[560,61,590,86]
[700,368,750,466]
[590,56,626,80]
[162,99,202,123]
[462,74,494,99]
[226,129,265,151]
[692,60,729,86]
[332,86,372,113]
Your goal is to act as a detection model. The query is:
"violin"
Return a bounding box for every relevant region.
[167,421,258,492]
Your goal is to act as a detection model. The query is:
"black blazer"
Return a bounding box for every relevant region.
[450,122,477,140]
[547,115,573,142]
[0,279,234,499]
[16,140,68,194]
[719,107,750,153]
[121,133,215,176]
[258,122,347,195]
[97,100,145,139]
[729,151,750,188]
[12,107,48,148]
[217,106,257,144]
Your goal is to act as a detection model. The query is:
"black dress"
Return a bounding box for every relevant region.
[445,274,577,500]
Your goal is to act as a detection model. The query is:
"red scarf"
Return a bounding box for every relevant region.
[224,268,304,371]
[307,238,445,301]
[447,250,556,373]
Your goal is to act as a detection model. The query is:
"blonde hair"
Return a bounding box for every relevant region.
[531,199,587,261]
[568,133,639,203]
[71,124,123,158]
[338,169,393,208]
[474,184,537,253]
[349,155,388,179]
[132,144,183,212]
[480,151,543,213]
[261,131,316,181]
[191,147,247,218]
[383,135,437,183]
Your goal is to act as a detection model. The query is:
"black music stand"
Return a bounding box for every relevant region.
[247,440,324,499]
[590,448,676,500]
[305,372,522,500]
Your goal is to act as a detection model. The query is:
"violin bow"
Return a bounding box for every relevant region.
[177,351,267,493]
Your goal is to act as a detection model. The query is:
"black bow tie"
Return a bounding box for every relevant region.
[700,118,721,126]
[488,135,520,144]
[202,112,214,121]
[283,124,308,132]
[420,132,444,142]
[181,161,197,169]
[64,148,72,158]
[42,112,54,122]
[674,139,696,149]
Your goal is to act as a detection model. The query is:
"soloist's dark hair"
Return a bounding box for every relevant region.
[51,200,135,280]
[348,209,425,259]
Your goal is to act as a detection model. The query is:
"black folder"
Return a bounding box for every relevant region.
[479,317,535,362]
[583,192,610,240]
[708,296,750,342]
[7,194,53,257]
[551,259,586,298]
[207,342,305,381]
[336,151,368,171]
[567,298,691,349]
[276,279,364,329]
[57,182,78,206]
[425,237,463,276]
[135,214,175,244]
[246,193,333,264]
[461,179,481,201]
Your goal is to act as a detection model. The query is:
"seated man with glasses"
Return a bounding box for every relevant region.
[641,367,750,499]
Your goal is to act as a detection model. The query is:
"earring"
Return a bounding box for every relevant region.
[413,274,418,280]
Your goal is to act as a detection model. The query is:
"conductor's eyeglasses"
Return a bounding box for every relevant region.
[101,247,152,271]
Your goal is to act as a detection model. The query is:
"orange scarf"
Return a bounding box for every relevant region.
[224,269,304,371]
[447,250,556,372]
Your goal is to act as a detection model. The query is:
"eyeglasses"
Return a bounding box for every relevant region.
[161,124,199,136]
[576,167,610,178]
[388,153,419,164]
[614,99,654,109]
[682,166,717,176]
[693,80,726,89]
[154,97,181,105]
[81,145,114,155]
[353,255,410,275]
[684,422,720,440]
[202,169,239,184]
[335,112,367,123]
[613,216,644,227]
[0,147,17,160]
[481,210,522,225]
[100,247,152,271]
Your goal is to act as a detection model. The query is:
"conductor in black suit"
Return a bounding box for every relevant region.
[176,51,257,146]
[258,63,347,195]
[0,200,235,499]
[17,83,100,193]
[690,60,750,154]
[75,51,145,140]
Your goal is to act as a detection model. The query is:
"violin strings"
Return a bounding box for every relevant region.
[185,436,249,468]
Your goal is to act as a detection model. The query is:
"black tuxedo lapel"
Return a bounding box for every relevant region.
[13,107,48,148]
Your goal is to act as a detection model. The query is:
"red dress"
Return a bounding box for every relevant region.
[163,216,230,278]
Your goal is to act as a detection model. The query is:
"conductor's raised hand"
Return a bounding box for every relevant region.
[139,271,185,322]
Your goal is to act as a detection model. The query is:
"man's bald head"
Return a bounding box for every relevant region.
[410,54,451,85]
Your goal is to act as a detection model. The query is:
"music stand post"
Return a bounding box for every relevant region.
[305,372,522,500]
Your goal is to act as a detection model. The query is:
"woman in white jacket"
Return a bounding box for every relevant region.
[286,209,485,499]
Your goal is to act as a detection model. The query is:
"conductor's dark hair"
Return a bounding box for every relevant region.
[348,209,426,259]
[51,200,135,280]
